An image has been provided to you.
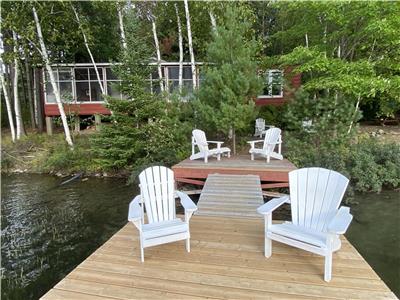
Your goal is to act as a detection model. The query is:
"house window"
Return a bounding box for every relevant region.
[106,68,124,100]
[166,65,193,94]
[75,67,104,102]
[261,70,283,97]
[45,68,73,103]
[45,65,124,103]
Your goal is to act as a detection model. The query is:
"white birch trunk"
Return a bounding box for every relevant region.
[184,0,196,89]
[175,4,183,93]
[118,5,127,50]
[1,33,16,141]
[348,95,360,134]
[209,11,217,33]
[33,6,74,147]
[152,19,164,93]
[71,5,104,95]
[305,33,309,48]
[12,31,24,139]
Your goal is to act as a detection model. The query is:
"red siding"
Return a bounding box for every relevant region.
[45,103,111,116]
[255,71,301,106]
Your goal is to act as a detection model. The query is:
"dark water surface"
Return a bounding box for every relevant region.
[1,174,399,299]
[346,190,400,297]
[1,174,136,300]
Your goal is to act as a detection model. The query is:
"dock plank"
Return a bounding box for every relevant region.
[42,216,397,300]
[196,174,264,218]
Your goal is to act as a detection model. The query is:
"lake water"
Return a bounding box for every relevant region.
[1,174,399,299]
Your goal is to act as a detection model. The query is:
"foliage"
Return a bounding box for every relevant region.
[284,89,361,151]
[284,90,400,193]
[195,7,263,150]
[257,105,286,129]
[91,11,191,175]
[268,1,400,119]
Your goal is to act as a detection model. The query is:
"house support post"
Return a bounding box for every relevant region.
[95,114,101,131]
[74,116,80,133]
[45,116,53,135]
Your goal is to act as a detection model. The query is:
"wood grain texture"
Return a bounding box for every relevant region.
[196,174,264,218]
[41,215,397,300]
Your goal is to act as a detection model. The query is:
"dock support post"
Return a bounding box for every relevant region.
[94,114,101,131]
[45,116,53,135]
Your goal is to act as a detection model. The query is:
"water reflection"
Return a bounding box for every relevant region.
[1,174,135,300]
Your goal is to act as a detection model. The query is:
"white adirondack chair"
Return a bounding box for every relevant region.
[128,166,198,262]
[257,167,353,282]
[254,118,266,137]
[248,127,283,163]
[190,129,231,163]
[254,118,274,137]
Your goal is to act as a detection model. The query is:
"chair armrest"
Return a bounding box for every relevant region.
[128,195,143,222]
[328,206,353,234]
[257,195,290,215]
[176,191,198,212]
[207,141,223,145]
[247,140,264,144]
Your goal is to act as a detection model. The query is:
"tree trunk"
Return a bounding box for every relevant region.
[175,4,183,93]
[305,33,309,48]
[12,31,25,139]
[209,10,217,33]
[118,5,127,50]
[25,57,36,129]
[1,69,16,142]
[33,68,44,132]
[151,19,164,93]
[184,0,196,89]
[33,6,73,147]
[71,4,104,95]
[232,127,236,155]
[348,95,360,134]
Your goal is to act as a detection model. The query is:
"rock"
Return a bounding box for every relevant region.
[378,129,384,135]
[371,132,377,137]
[103,172,108,177]
[56,172,63,177]
[82,178,88,182]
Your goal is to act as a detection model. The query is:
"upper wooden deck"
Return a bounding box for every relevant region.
[42,215,397,300]
[172,155,297,189]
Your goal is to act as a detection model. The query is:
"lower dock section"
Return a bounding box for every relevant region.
[42,215,396,300]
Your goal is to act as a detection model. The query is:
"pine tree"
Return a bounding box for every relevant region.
[196,7,263,154]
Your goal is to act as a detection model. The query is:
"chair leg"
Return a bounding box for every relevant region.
[324,252,332,282]
[251,153,254,161]
[217,153,221,161]
[267,155,270,163]
[186,238,190,252]
[265,236,272,257]
[140,246,144,263]
[204,156,208,163]
[227,151,231,158]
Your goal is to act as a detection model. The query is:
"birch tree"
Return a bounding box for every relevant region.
[118,4,127,50]
[32,6,74,147]
[175,4,183,93]
[71,4,104,95]
[183,0,196,89]
[0,34,16,142]
[209,11,217,33]
[151,16,164,93]
[12,31,25,139]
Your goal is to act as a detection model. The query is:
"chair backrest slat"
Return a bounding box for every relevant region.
[139,166,176,224]
[192,129,209,152]
[289,167,349,232]
[263,128,281,153]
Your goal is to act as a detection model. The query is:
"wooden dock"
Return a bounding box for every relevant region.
[196,174,264,218]
[172,155,297,189]
[42,215,397,300]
